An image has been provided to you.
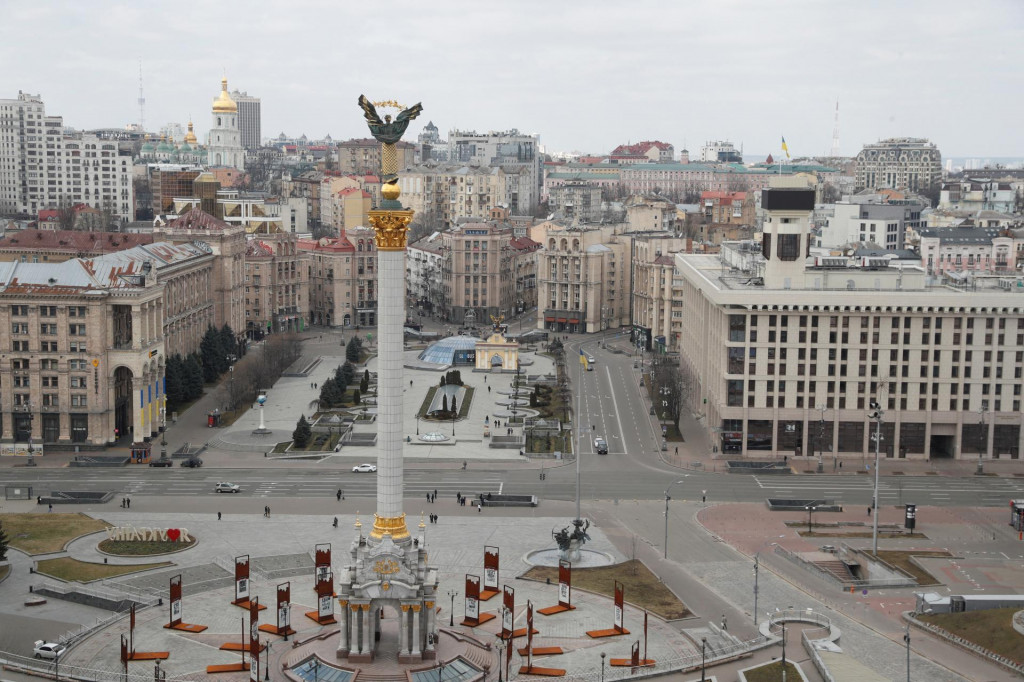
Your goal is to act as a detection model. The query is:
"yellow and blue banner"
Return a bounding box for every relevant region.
[781,136,790,159]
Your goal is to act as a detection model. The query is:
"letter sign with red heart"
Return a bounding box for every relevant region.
[167,528,181,542]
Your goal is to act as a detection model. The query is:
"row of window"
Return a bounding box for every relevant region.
[11,323,86,335]
[12,341,87,353]
[13,393,88,406]
[7,376,88,388]
[8,305,88,317]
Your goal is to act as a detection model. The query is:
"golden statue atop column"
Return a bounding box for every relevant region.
[358,95,423,251]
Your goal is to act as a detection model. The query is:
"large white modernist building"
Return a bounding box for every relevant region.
[677,186,1024,462]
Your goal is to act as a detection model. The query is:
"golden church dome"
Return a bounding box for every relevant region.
[183,121,198,145]
[212,78,237,113]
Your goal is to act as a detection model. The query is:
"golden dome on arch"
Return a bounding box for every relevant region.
[183,121,198,145]
[212,77,237,113]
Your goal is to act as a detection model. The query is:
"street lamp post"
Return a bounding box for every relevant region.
[869,399,884,555]
[904,622,911,682]
[448,590,456,627]
[977,406,989,474]
[496,636,506,682]
[600,652,606,682]
[265,637,271,680]
[700,636,707,682]
[816,404,826,473]
[663,477,689,558]
[805,505,816,535]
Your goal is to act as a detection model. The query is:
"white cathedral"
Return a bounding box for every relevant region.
[208,78,245,170]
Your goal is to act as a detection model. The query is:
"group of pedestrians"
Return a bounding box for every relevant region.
[263,505,272,517]
[428,513,439,524]
[426,489,439,503]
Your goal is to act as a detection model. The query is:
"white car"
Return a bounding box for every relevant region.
[352,463,377,473]
[34,640,67,659]
[214,482,241,493]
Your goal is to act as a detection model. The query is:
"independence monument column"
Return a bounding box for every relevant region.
[358,95,423,544]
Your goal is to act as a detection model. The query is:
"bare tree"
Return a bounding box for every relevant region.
[56,196,77,231]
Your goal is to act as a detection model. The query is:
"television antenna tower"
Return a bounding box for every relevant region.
[830,100,840,157]
[137,61,146,132]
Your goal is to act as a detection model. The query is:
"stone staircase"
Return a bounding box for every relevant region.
[813,559,855,582]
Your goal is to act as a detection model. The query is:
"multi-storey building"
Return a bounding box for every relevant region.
[299,235,356,328]
[609,141,675,164]
[511,236,542,314]
[407,232,445,315]
[531,222,629,334]
[0,253,166,449]
[147,165,203,215]
[699,141,742,163]
[153,209,246,344]
[398,164,523,228]
[230,89,261,151]
[628,234,693,353]
[344,226,379,326]
[676,186,1024,461]
[440,223,516,324]
[207,78,245,171]
[855,138,941,193]
[626,195,676,231]
[243,234,308,337]
[548,181,603,222]
[820,196,927,251]
[0,229,229,358]
[918,227,1023,277]
[0,92,135,221]
[447,129,540,213]
[938,179,1018,213]
[336,138,414,176]
[700,191,755,225]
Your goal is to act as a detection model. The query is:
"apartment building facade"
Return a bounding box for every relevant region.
[855,137,942,192]
[243,234,309,336]
[440,223,516,324]
[298,233,377,328]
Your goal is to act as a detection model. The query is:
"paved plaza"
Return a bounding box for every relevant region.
[209,345,555,463]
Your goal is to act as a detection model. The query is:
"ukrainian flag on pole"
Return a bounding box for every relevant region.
[781,136,791,159]
[579,348,588,370]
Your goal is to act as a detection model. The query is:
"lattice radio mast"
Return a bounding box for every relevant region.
[137,61,146,132]
[830,100,840,157]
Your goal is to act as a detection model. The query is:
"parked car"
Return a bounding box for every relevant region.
[180,457,203,468]
[149,457,173,467]
[214,482,240,493]
[594,437,608,455]
[352,463,377,473]
[33,641,67,659]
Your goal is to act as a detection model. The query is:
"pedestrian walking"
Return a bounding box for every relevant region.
[48,503,53,513]
[487,386,491,393]
[218,512,222,520]
[435,514,440,524]
[675,446,678,455]
[337,489,342,502]
[721,615,727,631]
[702,491,707,504]
[267,506,271,518]
[126,497,131,509]
[426,493,431,503]
[477,503,482,513]
[434,488,438,499]
[867,506,872,516]
[314,383,318,389]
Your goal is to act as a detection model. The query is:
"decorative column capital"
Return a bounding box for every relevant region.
[368,209,414,251]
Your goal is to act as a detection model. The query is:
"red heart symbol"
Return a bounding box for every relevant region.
[167,529,181,541]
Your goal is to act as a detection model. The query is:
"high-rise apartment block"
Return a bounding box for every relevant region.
[855,138,942,193]
[230,89,261,150]
[0,92,134,221]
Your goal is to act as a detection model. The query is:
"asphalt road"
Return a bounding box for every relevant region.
[6,463,1023,508]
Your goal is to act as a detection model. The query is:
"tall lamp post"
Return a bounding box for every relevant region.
[977,406,989,475]
[447,589,456,627]
[663,477,689,558]
[600,652,606,682]
[700,636,707,682]
[816,403,826,473]
[805,505,816,535]
[869,399,884,555]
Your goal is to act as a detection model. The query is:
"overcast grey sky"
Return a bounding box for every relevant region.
[2,0,1021,158]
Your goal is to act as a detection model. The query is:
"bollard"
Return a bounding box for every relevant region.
[104,558,108,564]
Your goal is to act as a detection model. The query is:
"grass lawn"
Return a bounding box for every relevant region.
[0,513,109,555]
[521,559,689,620]
[36,557,172,582]
[920,607,1024,664]
[98,538,196,556]
[742,661,802,682]
[870,550,950,585]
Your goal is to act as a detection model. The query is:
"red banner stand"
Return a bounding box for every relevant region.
[208,613,252,674]
[164,574,208,633]
[306,569,337,624]
[480,546,500,601]
[231,555,266,611]
[586,580,629,638]
[218,600,266,655]
[124,604,169,661]
[610,640,654,667]
[539,560,575,616]
[518,600,566,676]
[312,544,332,595]
[517,600,564,657]
[460,574,496,627]
[259,582,296,637]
